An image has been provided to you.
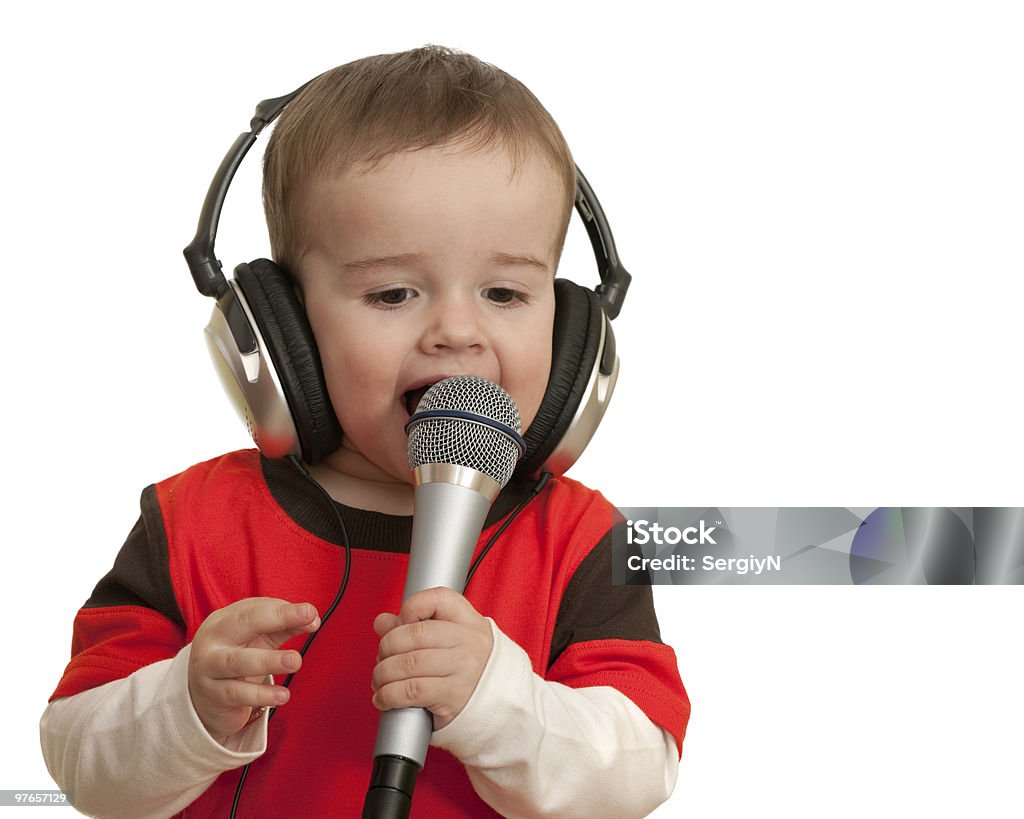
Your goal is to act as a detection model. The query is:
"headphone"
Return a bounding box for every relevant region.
[184,79,632,477]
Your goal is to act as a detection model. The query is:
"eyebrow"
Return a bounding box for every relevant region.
[489,252,550,273]
[340,253,426,275]
[340,251,550,275]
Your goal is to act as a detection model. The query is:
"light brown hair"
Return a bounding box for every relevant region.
[263,45,577,272]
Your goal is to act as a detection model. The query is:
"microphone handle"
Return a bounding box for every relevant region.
[362,480,492,819]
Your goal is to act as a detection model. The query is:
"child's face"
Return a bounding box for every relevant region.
[296,142,564,483]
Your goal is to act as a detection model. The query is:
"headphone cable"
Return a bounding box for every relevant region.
[229,455,352,819]
[465,471,551,590]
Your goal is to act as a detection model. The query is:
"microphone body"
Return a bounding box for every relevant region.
[362,378,524,819]
[372,467,498,766]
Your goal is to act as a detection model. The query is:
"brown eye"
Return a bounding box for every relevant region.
[379,288,409,304]
[364,288,416,308]
[484,287,525,306]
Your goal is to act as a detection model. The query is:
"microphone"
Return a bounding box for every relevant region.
[362,376,525,819]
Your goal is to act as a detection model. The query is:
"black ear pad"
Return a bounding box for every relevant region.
[518,279,605,476]
[234,258,342,464]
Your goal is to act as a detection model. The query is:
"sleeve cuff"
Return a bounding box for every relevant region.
[430,617,534,761]
[164,643,268,762]
[427,618,679,817]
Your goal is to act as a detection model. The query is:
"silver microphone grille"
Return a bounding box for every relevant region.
[406,376,524,488]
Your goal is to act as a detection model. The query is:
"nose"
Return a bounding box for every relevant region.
[419,294,487,354]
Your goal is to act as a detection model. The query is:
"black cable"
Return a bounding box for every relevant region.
[229,456,352,819]
[465,472,551,590]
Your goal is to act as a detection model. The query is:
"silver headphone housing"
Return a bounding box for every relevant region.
[204,281,299,459]
[538,316,619,476]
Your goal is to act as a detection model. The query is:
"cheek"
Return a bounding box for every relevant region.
[511,335,553,433]
[309,321,391,420]
[511,300,556,431]
[326,348,392,407]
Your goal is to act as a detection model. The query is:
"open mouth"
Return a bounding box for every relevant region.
[403,385,435,416]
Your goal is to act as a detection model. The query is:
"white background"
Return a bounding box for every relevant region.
[3,1,1022,816]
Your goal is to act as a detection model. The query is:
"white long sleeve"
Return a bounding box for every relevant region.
[431,618,679,819]
[42,624,677,817]
[39,644,269,819]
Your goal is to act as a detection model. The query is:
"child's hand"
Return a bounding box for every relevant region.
[372,587,493,730]
[187,597,320,743]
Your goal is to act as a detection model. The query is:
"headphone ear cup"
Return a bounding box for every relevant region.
[234,259,342,464]
[519,279,605,476]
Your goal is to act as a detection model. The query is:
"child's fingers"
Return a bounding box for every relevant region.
[206,678,291,709]
[371,648,452,692]
[217,598,320,647]
[254,621,321,651]
[371,674,451,714]
[369,592,493,730]
[373,612,400,637]
[206,646,302,680]
[396,587,477,626]
[377,619,460,661]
